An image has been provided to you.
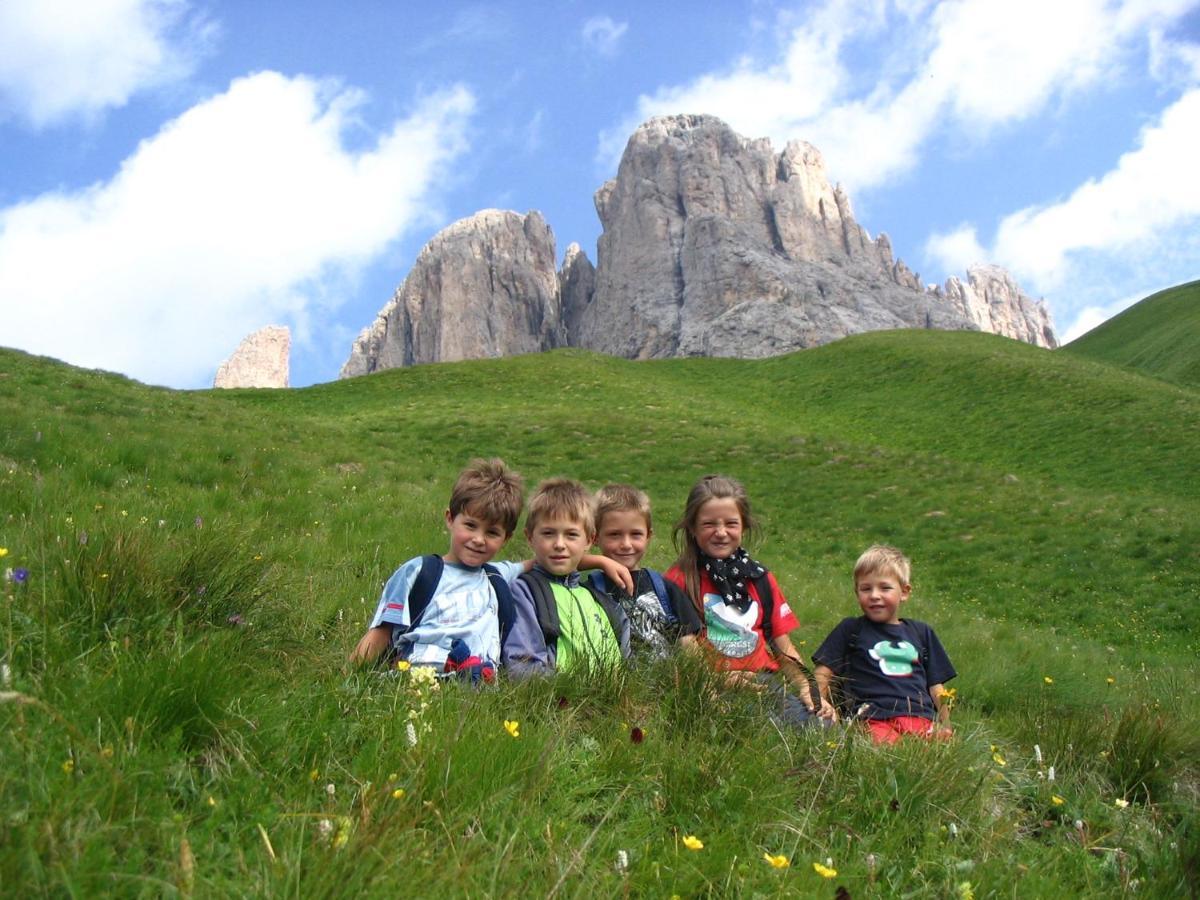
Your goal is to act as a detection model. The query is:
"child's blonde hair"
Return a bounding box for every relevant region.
[525,477,595,536]
[854,544,912,586]
[672,474,758,612]
[594,483,653,534]
[448,458,524,536]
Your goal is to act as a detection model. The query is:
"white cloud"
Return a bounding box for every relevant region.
[581,15,628,57]
[1061,294,1142,343]
[599,0,1196,191]
[924,224,988,278]
[0,0,210,127]
[0,72,475,387]
[993,88,1200,290]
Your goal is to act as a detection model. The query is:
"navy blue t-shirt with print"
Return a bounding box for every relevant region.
[812,617,956,721]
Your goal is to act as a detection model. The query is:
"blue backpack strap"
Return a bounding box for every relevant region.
[645,569,675,620]
[483,563,515,643]
[589,571,609,596]
[405,554,444,631]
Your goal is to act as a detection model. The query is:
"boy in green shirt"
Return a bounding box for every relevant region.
[502,477,630,674]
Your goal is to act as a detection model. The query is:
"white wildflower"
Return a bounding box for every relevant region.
[1047,766,1055,782]
[1034,744,1043,765]
[325,783,336,797]
[406,721,418,747]
[616,849,629,872]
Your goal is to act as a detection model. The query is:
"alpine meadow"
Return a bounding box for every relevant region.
[1,300,1198,897]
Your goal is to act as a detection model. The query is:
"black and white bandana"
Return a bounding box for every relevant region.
[699,547,766,613]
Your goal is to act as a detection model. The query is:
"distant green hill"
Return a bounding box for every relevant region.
[1064,279,1200,387]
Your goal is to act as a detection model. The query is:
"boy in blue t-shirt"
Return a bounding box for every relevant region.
[812,545,956,744]
[350,458,525,673]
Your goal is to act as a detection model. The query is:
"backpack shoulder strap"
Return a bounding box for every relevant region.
[902,618,932,666]
[518,570,561,644]
[846,615,866,653]
[483,563,515,643]
[589,571,609,596]
[753,572,775,642]
[406,554,444,629]
[645,569,674,619]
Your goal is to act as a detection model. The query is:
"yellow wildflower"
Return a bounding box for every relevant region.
[1043,676,1054,685]
[387,772,399,782]
[61,759,74,773]
[396,660,411,672]
[1114,798,1129,809]
[957,882,975,900]
[763,852,790,869]
[207,796,217,807]
[392,788,405,799]
[992,752,1007,767]
[1051,795,1065,806]
[309,769,319,782]
[682,835,704,851]
[0,548,7,558]
[1106,677,1115,685]
[812,861,837,878]
[504,719,520,738]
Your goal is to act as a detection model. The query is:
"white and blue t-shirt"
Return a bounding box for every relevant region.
[369,557,524,667]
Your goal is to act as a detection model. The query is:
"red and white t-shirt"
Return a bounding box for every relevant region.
[664,566,799,672]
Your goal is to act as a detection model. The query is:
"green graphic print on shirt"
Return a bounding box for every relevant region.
[868,639,918,677]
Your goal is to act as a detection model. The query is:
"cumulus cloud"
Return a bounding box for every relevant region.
[581,16,628,57]
[924,224,988,279]
[0,0,211,127]
[0,72,475,387]
[992,89,1200,290]
[599,0,1196,191]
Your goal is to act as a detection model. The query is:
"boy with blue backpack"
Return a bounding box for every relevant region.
[586,483,702,657]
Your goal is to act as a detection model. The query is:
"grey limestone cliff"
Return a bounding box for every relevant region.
[340,209,563,377]
[565,114,1055,359]
[341,115,1056,377]
[214,325,290,388]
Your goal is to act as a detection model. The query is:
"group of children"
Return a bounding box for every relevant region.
[351,459,956,744]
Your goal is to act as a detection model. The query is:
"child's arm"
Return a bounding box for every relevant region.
[813,663,836,708]
[771,634,837,721]
[349,625,392,666]
[930,683,952,726]
[581,553,634,593]
[513,555,634,593]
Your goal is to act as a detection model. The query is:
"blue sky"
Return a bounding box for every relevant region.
[1,0,1198,388]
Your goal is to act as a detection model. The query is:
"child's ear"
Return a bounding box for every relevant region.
[900,583,912,601]
[444,509,454,528]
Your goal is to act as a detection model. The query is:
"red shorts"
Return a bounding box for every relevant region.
[866,716,952,745]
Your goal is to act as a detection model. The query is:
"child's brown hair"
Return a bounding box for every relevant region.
[525,477,595,537]
[594,483,653,535]
[448,458,524,536]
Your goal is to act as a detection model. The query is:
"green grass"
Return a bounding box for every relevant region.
[1,331,1198,897]
[1064,279,1200,387]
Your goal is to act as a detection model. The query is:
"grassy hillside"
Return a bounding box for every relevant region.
[1,334,1197,897]
[1064,279,1200,387]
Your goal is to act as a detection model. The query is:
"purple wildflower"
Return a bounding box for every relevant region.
[227,613,244,626]
[12,568,29,584]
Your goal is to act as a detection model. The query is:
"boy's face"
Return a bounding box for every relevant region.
[596,509,651,571]
[693,497,742,559]
[855,567,911,625]
[444,508,509,568]
[527,514,592,577]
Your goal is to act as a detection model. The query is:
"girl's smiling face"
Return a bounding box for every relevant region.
[692,497,743,559]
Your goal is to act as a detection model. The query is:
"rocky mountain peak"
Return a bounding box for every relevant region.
[342,115,1056,377]
[214,325,290,388]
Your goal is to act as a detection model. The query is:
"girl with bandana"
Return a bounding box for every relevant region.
[665,474,836,726]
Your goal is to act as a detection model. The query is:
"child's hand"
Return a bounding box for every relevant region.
[596,557,634,594]
[815,697,838,722]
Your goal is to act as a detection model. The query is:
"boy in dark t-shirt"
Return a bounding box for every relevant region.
[587,483,703,657]
[813,545,956,744]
